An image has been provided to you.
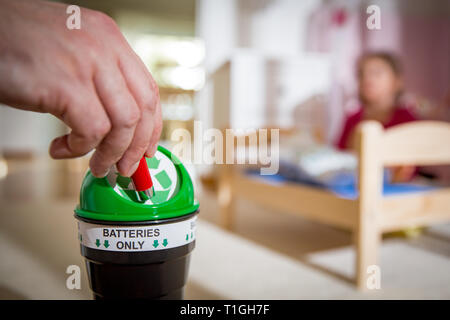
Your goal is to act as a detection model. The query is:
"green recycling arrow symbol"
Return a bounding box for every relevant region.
[113,155,174,203]
[146,156,173,203]
[147,157,161,169]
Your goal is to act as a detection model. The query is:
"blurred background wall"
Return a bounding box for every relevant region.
[197,0,449,141]
[1,0,201,157]
[0,0,448,157]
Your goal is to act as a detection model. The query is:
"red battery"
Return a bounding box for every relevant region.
[131,156,154,200]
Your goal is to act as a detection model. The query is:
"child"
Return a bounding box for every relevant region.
[336,52,418,182]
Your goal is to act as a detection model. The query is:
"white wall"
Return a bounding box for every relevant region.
[197,0,323,71]
[227,50,331,130]
[244,0,320,55]
[196,0,330,131]
[196,0,238,73]
[195,0,238,130]
[0,105,62,154]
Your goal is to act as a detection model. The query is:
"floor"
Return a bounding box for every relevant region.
[0,158,449,299]
[195,189,450,299]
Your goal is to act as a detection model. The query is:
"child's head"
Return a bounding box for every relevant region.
[357,51,403,110]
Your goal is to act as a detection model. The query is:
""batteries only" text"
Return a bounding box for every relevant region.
[102,228,160,238]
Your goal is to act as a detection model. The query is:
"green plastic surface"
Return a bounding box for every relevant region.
[74,145,199,222]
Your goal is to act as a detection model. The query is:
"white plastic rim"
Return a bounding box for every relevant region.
[78,215,197,252]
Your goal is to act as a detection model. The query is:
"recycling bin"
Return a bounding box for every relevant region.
[74,145,199,299]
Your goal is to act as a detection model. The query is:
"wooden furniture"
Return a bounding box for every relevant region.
[218,120,450,290]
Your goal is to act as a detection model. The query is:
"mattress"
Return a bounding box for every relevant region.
[245,169,436,200]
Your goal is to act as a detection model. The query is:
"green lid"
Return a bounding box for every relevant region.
[74,145,199,222]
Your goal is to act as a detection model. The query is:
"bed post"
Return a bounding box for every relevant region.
[218,129,235,230]
[355,121,383,290]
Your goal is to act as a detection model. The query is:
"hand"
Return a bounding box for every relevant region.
[0,0,162,177]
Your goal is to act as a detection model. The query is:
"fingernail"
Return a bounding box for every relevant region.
[50,148,65,159]
[92,168,110,178]
[146,144,158,157]
[49,137,69,159]
[125,161,140,177]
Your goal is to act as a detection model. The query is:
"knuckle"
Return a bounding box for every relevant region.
[86,9,110,24]
[93,141,122,167]
[153,117,163,136]
[90,118,111,141]
[142,93,158,113]
[119,107,141,129]
[90,10,120,34]
[127,144,147,162]
[79,35,102,61]
[151,81,160,98]
[34,86,52,112]
[49,83,80,118]
[81,10,122,55]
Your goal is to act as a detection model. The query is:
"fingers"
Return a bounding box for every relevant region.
[117,52,161,162]
[115,103,154,175]
[50,38,162,178]
[50,56,161,178]
[90,65,140,177]
[49,90,111,159]
[146,99,162,157]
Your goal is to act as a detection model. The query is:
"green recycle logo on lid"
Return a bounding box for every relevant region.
[75,145,199,222]
[114,155,174,204]
[146,156,173,203]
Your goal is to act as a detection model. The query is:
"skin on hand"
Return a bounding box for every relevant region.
[0,0,162,177]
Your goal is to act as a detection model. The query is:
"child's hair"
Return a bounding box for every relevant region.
[357,51,404,105]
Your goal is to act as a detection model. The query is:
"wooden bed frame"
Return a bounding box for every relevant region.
[217,120,450,290]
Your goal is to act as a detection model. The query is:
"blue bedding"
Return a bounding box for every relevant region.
[245,166,436,199]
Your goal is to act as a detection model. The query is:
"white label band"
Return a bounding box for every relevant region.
[78,216,197,252]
